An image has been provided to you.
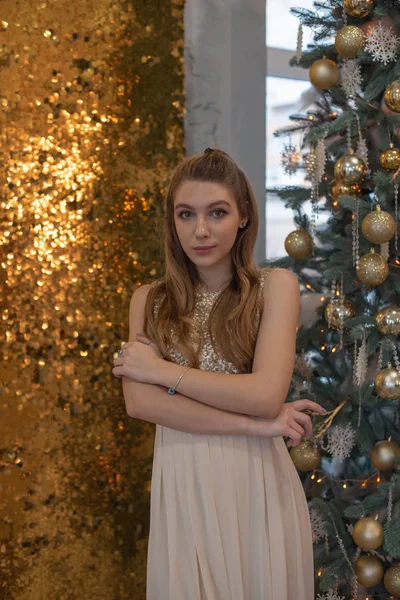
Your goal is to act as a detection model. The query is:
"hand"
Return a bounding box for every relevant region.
[112,333,164,384]
[248,399,326,447]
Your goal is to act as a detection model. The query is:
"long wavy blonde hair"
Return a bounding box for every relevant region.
[143,149,263,373]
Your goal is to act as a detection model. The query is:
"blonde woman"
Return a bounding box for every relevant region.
[112,148,325,600]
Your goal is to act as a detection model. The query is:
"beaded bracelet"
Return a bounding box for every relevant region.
[167,366,191,395]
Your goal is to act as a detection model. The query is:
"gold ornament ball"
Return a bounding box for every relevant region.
[356,248,389,286]
[384,80,400,113]
[384,563,400,596]
[331,180,361,200]
[284,230,313,259]
[355,554,384,587]
[344,0,374,17]
[290,439,321,471]
[375,362,400,400]
[309,58,340,90]
[334,151,367,185]
[324,298,356,330]
[376,305,400,335]
[361,205,396,244]
[335,25,366,58]
[380,143,400,170]
[370,440,400,471]
[352,517,384,551]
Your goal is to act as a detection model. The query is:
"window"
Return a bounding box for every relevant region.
[266,0,318,259]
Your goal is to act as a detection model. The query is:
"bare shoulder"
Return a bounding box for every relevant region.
[261,268,300,306]
[262,267,299,289]
[130,283,153,302]
[128,284,154,341]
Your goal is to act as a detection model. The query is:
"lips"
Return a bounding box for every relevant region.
[193,246,215,250]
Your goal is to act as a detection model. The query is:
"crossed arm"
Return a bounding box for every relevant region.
[123,268,300,423]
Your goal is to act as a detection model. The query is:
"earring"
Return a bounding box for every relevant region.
[240,221,247,228]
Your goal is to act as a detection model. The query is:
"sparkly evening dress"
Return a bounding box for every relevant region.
[146,267,314,600]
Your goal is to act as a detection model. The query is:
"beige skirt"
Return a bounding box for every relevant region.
[146,426,314,600]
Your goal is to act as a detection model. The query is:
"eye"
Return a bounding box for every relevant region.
[177,209,227,219]
[177,210,192,219]
[211,209,227,218]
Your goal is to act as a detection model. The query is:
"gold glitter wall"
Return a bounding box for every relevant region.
[0,1,184,597]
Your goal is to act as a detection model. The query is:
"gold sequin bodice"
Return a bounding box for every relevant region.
[153,267,273,374]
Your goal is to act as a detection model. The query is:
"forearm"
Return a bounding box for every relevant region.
[153,361,282,419]
[122,377,253,436]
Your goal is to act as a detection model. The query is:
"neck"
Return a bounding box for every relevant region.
[196,277,232,293]
[195,256,234,293]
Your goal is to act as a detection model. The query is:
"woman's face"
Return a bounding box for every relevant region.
[173,180,244,267]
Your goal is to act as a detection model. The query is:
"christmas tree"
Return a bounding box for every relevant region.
[264,1,400,598]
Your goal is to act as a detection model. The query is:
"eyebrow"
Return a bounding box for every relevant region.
[175,200,231,210]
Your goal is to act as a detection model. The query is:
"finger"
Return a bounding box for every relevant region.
[286,428,303,447]
[290,421,305,437]
[112,366,124,377]
[136,333,150,342]
[292,400,326,414]
[292,412,313,439]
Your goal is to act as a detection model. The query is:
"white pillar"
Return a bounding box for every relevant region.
[184,0,266,263]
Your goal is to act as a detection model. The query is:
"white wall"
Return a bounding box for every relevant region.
[184,0,266,264]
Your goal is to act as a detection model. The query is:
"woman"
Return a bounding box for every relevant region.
[112,148,325,600]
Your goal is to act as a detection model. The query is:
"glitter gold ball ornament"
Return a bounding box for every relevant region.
[384,80,400,113]
[370,440,400,471]
[324,298,356,329]
[355,554,384,587]
[344,0,374,17]
[356,248,389,286]
[380,143,400,170]
[335,25,366,58]
[331,180,361,200]
[384,563,400,596]
[290,439,321,471]
[375,362,400,400]
[309,58,340,90]
[376,305,400,335]
[352,517,384,551]
[334,150,367,185]
[361,205,396,244]
[284,229,313,259]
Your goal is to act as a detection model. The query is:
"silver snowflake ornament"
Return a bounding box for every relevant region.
[326,424,356,461]
[365,21,400,65]
[280,143,300,176]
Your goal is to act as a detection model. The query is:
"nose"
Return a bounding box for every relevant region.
[195,217,210,238]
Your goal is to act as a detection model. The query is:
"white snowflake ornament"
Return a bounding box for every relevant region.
[325,424,356,461]
[310,507,326,544]
[341,59,363,98]
[365,21,400,65]
[316,591,345,600]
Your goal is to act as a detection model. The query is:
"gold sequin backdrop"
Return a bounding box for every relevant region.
[0,0,184,597]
